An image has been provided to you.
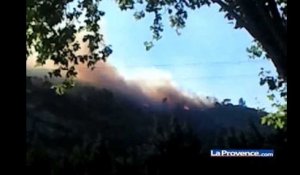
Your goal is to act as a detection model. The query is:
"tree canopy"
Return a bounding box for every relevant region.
[27,0,287,82]
[27,0,287,129]
[27,0,113,93]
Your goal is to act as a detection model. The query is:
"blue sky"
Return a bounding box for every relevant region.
[85,1,279,111]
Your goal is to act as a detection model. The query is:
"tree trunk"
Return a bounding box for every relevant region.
[214,0,287,82]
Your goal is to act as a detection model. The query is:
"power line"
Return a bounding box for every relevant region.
[173,74,259,80]
[28,59,267,80]
[91,60,267,68]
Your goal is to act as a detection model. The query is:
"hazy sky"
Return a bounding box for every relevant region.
[92,1,278,111]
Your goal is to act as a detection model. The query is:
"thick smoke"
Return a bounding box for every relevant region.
[76,61,217,110]
[27,32,218,110]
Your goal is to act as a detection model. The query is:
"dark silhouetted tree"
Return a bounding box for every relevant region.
[221,98,231,105]
[238,98,246,107]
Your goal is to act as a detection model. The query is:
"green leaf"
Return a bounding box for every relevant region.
[267,94,275,101]
[144,41,154,51]
[134,11,145,20]
[51,84,66,96]
[261,117,267,125]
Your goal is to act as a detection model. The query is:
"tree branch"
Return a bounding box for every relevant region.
[211,0,246,27]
